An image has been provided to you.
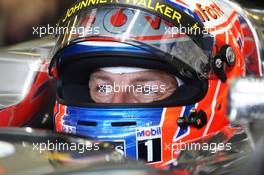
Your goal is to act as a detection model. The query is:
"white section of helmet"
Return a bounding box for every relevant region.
[100,67,151,74]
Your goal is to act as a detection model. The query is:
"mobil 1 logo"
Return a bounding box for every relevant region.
[136,126,162,163]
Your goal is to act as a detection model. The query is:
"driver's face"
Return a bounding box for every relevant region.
[89,69,178,103]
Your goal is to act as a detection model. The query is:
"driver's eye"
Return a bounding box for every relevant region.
[142,85,160,96]
[96,85,112,94]
[142,87,153,95]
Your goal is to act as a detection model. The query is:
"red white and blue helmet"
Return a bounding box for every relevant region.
[50,0,262,168]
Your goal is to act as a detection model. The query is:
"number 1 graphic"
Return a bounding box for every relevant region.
[145,139,153,162]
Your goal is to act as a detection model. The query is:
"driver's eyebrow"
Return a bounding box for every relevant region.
[90,74,111,82]
[133,77,165,83]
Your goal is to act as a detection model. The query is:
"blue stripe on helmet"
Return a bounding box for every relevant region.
[59,42,150,59]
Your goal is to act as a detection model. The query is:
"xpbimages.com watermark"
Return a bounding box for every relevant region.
[97,83,166,95]
[31,140,100,154]
[164,25,232,36]
[165,141,232,154]
[32,24,100,38]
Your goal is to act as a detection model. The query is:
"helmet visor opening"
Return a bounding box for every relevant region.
[57,55,208,107]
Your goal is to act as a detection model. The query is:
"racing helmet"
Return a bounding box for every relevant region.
[49,0,260,168]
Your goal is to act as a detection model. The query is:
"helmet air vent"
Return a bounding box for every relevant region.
[77,121,97,126]
[111,122,137,127]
